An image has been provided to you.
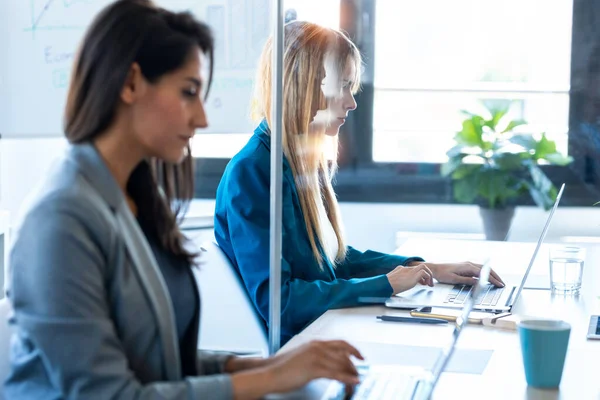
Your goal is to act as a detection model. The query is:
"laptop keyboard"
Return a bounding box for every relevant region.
[352,370,419,399]
[444,283,504,306]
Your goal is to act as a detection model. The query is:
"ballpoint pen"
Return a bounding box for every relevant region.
[410,309,483,324]
[376,315,448,324]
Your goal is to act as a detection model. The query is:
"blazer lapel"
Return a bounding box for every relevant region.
[69,144,181,380]
[115,207,181,380]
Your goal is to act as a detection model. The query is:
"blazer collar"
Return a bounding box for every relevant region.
[68,143,124,211]
[67,143,182,380]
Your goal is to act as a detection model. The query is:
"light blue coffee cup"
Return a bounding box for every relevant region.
[518,319,571,388]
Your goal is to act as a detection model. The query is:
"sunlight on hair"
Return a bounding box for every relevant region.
[323,135,337,161]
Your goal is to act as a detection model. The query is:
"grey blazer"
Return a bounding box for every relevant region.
[5,144,233,399]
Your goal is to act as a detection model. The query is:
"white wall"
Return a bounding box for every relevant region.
[0,138,68,218]
[2,139,600,254]
[339,203,600,252]
[186,201,600,254]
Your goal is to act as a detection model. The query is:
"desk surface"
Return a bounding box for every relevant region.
[181,200,214,230]
[281,238,600,399]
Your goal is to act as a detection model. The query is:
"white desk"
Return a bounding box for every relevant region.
[280,239,600,399]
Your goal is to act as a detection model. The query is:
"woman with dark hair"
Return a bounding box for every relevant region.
[5,1,363,398]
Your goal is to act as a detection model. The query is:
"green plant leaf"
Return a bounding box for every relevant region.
[526,183,555,210]
[533,133,557,160]
[452,164,481,179]
[544,152,573,166]
[453,174,480,203]
[477,169,510,209]
[455,116,484,147]
[509,134,537,152]
[441,157,463,177]
[480,140,494,152]
[528,163,553,192]
[527,163,557,210]
[493,153,525,171]
[446,144,466,158]
[501,119,527,133]
[484,107,508,131]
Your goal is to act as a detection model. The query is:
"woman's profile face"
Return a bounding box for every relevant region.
[310,53,358,136]
[130,48,209,163]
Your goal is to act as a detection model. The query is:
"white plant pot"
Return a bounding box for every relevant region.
[479,207,515,241]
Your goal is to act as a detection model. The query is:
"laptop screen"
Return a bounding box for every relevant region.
[509,183,565,309]
[420,259,493,397]
[419,183,565,399]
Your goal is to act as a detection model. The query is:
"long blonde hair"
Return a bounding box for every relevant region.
[252,21,362,268]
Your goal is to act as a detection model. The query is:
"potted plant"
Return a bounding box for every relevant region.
[442,103,572,240]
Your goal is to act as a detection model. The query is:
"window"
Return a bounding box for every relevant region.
[284,0,340,29]
[373,0,572,163]
[195,0,600,206]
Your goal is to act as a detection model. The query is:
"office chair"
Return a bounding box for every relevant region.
[192,241,268,357]
[0,298,12,400]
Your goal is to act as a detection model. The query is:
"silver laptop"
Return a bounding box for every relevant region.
[322,259,495,400]
[385,183,565,313]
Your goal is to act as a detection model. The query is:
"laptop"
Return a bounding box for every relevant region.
[385,183,565,313]
[321,259,496,399]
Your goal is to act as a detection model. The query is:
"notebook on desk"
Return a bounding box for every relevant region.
[385,183,564,314]
[322,255,496,399]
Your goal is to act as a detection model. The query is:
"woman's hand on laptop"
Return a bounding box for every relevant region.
[229,340,363,398]
[386,264,434,294]
[408,262,505,288]
[264,340,364,391]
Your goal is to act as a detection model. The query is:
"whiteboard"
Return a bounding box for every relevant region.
[0,0,270,138]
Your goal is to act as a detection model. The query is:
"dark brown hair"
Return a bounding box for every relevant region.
[65,0,214,264]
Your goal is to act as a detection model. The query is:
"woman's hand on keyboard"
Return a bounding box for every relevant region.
[265,340,364,392]
[421,262,505,287]
[386,264,434,294]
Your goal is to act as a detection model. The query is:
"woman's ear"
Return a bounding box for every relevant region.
[120,62,147,105]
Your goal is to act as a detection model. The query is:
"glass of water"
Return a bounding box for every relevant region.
[549,246,585,294]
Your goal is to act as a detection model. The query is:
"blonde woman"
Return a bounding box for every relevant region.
[214,21,504,344]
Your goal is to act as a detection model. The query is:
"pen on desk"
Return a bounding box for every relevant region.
[376,315,448,324]
[410,310,483,324]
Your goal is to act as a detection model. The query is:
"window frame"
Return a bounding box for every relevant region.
[194,0,600,207]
